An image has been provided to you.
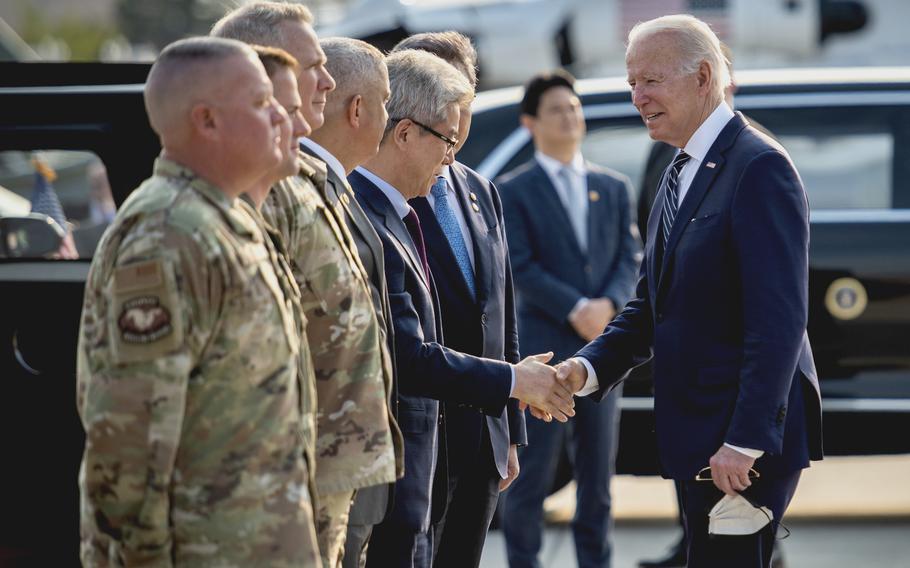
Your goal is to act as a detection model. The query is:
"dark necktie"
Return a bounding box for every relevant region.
[404,207,431,281]
[660,151,692,250]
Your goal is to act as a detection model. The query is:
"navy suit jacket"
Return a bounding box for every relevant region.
[410,161,527,481]
[576,113,824,480]
[349,169,512,531]
[498,159,641,362]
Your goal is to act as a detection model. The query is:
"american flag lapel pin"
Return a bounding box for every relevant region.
[706,161,716,169]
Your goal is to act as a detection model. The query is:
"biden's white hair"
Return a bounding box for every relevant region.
[627,14,731,100]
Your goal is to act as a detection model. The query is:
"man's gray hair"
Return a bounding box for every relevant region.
[144,36,255,134]
[627,14,730,100]
[384,49,473,137]
[321,37,387,106]
[210,1,313,46]
[392,31,478,89]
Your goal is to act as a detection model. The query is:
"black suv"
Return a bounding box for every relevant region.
[1,63,909,565]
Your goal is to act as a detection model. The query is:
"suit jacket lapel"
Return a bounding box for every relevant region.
[532,164,585,259]
[585,170,610,256]
[646,166,670,302]
[657,113,748,296]
[350,171,431,291]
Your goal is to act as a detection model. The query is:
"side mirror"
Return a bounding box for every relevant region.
[0,214,65,258]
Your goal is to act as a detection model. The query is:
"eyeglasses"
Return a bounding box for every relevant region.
[695,467,761,482]
[392,117,459,151]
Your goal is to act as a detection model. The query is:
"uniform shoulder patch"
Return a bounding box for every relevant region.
[110,258,183,362]
[117,295,173,344]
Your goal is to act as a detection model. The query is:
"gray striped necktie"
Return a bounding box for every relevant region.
[660,151,691,249]
[557,166,588,251]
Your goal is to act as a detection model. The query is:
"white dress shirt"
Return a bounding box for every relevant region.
[355,166,411,219]
[425,165,475,269]
[676,101,735,206]
[575,101,762,459]
[301,138,346,181]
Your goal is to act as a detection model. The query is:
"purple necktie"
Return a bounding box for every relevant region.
[404,207,431,281]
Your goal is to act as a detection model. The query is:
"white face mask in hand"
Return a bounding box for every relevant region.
[708,494,773,536]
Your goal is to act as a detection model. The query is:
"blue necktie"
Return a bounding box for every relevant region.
[431,177,476,299]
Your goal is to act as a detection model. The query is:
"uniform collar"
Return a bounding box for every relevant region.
[153,157,257,238]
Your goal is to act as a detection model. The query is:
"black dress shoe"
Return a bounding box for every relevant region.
[638,537,687,568]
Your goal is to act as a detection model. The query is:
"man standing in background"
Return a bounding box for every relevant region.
[498,70,640,568]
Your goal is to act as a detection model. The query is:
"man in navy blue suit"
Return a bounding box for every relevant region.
[391,32,528,568]
[558,15,823,568]
[498,70,640,568]
[349,49,575,568]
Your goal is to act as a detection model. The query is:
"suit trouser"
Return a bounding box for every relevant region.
[678,469,801,568]
[502,386,621,568]
[364,520,425,568]
[343,522,372,568]
[343,482,391,568]
[430,419,501,568]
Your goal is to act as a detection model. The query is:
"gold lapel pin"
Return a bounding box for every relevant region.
[589,190,600,202]
[469,192,478,201]
[471,202,480,212]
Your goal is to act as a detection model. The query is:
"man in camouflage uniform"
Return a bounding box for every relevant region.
[76,37,320,567]
[242,44,322,507]
[212,4,399,566]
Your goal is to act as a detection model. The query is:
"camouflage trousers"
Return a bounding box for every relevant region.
[316,489,356,568]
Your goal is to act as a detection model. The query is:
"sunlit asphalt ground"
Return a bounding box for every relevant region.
[480,455,910,568]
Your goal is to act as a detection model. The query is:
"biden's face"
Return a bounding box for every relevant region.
[626,33,707,148]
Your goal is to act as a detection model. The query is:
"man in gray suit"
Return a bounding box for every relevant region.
[498,70,641,568]
[295,37,405,568]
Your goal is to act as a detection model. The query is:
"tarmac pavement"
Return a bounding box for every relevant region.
[481,455,910,567]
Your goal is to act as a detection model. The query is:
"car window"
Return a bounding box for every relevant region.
[745,105,905,211]
[580,122,653,202]
[0,150,115,259]
[776,132,892,209]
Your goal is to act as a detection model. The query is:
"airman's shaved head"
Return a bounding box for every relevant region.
[144,37,259,144]
[144,36,286,198]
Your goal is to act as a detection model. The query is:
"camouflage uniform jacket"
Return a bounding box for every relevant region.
[77,159,319,567]
[239,194,320,506]
[262,152,397,495]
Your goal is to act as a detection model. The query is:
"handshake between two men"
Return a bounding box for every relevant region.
[509,353,591,423]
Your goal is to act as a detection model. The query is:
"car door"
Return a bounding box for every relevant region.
[0,63,157,566]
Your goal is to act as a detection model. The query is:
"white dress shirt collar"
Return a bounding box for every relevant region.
[535,150,586,178]
[300,138,346,181]
[355,166,411,219]
[674,101,735,205]
[682,101,735,162]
